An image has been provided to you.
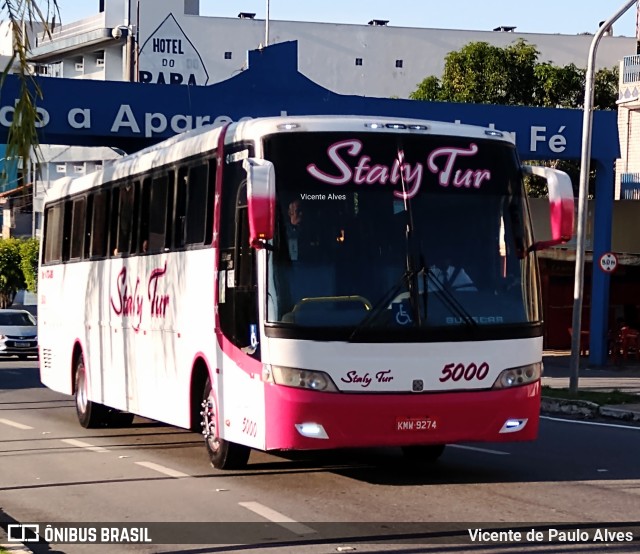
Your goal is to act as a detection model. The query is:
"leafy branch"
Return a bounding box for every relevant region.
[0,0,60,167]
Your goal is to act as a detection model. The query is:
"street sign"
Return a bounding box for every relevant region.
[598,252,618,273]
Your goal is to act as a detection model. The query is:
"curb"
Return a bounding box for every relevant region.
[0,544,33,554]
[541,397,640,422]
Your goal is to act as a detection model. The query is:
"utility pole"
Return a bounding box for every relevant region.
[569,0,639,394]
[265,0,270,47]
[123,0,134,81]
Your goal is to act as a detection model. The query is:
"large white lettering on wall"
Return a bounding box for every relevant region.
[138,13,209,86]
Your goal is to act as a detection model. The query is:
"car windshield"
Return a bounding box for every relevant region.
[263,131,539,334]
[0,312,36,326]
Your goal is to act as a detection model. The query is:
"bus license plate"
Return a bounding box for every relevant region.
[396,417,438,431]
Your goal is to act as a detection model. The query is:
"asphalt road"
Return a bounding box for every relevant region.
[1,360,639,554]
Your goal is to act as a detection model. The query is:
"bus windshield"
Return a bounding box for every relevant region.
[264,131,539,334]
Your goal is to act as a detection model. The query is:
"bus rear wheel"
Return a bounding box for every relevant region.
[401,444,446,462]
[201,377,250,470]
[74,354,111,428]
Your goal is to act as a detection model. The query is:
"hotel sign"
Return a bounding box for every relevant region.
[138,13,209,86]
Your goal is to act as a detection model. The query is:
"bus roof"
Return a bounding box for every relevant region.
[43,115,515,203]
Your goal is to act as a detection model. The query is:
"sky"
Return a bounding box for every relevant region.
[57,0,640,37]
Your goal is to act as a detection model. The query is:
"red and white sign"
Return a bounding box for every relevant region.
[599,252,618,273]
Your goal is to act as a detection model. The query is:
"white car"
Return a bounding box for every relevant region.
[0,309,38,359]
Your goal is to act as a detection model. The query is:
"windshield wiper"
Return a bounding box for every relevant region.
[347,268,418,342]
[426,269,478,328]
[396,143,423,327]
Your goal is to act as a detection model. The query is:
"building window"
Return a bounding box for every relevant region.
[355,58,363,66]
[224,51,232,60]
[56,164,66,173]
[395,59,403,68]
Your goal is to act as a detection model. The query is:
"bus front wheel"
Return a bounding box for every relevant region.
[401,444,446,462]
[74,354,110,428]
[201,377,250,470]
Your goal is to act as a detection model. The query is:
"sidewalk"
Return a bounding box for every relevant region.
[541,350,640,422]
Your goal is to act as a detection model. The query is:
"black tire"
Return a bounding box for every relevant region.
[74,354,110,428]
[402,444,446,462]
[201,376,250,469]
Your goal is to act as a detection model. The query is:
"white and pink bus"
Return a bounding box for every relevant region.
[38,115,573,469]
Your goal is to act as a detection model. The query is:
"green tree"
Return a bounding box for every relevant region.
[533,62,585,108]
[410,40,617,198]
[19,237,39,292]
[412,40,540,105]
[1,1,59,166]
[593,66,620,110]
[0,238,26,307]
[411,39,619,111]
[410,75,443,102]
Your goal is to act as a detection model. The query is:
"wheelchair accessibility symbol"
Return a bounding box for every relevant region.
[249,324,258,348]
[392,302,413,326]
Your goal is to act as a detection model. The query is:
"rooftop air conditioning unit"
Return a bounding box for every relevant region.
[97,58,105,67]
[75,62,84,72]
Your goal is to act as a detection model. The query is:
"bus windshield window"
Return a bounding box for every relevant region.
[263,132,539,331]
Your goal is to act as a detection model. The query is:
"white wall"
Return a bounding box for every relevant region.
[135,0,635,98]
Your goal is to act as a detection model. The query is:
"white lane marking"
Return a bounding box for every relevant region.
[135,461,190,478]
[541,415,640,431]
[0,418,33,430]
[238,501,316,535]
[61,438,109,453]
[449,444,510,455]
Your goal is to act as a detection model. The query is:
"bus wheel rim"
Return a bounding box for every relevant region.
[201,397,221,453]
[77,365,88,413]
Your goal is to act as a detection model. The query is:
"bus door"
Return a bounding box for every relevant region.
[215,146,266,449]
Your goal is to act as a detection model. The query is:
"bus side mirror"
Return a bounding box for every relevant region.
[243,158,276,249]
[523,165,575,251]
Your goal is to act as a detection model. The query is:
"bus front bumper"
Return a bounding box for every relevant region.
[264,381,540,451]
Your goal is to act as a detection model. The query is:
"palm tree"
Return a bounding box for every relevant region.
[1,0,59,166]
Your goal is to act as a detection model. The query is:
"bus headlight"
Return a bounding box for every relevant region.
[492,362,541,389]
[269,365,338,392]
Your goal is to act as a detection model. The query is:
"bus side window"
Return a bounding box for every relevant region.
[69,197,87,260]
[138,178,151,252]
[116,182,136,255]
[165,170,176,250]
[234,183,253,291]
[61,200,73,262]
[204,159,216,245]
[131,180,140,253]
[147,174,169,253]
[174,167,188,248]
[186,162,208,245]
[83,195,93,259]
[109,187,120,256]
[90,190,109,258]
[43,203,63,264]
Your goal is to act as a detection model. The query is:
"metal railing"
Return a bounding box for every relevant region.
[36,13,106,46]
[621,172,640,199]
[623,54,640,84]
